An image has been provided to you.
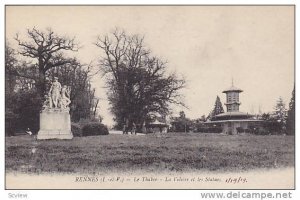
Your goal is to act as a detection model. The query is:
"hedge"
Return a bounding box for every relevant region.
[82,122,109,136]
[71,123,82,137]
[71,122,109,137]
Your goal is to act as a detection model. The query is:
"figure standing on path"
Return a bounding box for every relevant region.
[131,122,136,135]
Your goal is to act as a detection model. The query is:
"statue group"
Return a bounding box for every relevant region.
[43,77,71,111]
[37,77,73,140]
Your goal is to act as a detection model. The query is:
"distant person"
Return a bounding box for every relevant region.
[131,122,136,135]
[123,119,129,134]
[123,124,128,134]
[26,128,32,136]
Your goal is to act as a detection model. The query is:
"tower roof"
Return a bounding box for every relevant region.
[222,86,243,93]
[222,79,243,93]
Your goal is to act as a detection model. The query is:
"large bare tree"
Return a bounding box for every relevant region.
[15,27,78,96]
[95,29,185,129]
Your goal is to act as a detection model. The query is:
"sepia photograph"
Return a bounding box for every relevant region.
[5,5,295,189]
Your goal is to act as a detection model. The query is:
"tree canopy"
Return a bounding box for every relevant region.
[15,27,78,96]
[95,29,185,129]
[5,28,99,135]
[286,86,295,135]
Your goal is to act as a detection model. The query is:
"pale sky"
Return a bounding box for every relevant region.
[6,6,294,126]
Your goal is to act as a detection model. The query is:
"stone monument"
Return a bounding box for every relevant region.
[37,77,73,140]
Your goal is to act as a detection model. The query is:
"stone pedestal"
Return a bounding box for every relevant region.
[37,110,73,140]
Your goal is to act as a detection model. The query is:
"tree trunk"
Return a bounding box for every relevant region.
[37,69,46,98]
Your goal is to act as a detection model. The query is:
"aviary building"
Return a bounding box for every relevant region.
[206,82,262,135]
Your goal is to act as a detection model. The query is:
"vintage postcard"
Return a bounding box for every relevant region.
[5,5,295,189]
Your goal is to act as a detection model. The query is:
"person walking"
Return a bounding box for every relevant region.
[131,122,137,135]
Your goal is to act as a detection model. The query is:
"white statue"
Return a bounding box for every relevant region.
[48,77,61,108]
[38,79,73,140]
[42,77,72,111]
[42,94,53,110]
[60,85,71,109]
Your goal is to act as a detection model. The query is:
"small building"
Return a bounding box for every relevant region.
[145,119,169,133]
[206,82,262,135]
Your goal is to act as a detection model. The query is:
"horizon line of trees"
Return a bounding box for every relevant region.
[5,27,295,136]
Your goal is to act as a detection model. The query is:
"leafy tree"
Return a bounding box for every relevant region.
[260,113,279,135]
[286,87,295,135]
[5,43,20,136]
[179,111,186,119]
[95,29,185,129]
[200,115,206,122]
[5,43,18,97]
[5,43,41,134]
[11,89,42,134]
[274,97,287,131]
[261,113,271,121]
[170,111,192,132]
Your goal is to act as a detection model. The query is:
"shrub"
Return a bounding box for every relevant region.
[262,121,283,134]
[248,126,260,135]
[82,122,109,136]
[71,123,82,137]
[244,128,251,133]
[236,127,244,134]
[9,90,42,134]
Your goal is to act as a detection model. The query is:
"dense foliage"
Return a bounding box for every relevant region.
[286,87,295,135]
[170,111,192,132]
[208,96,224,120]
[5,28,100,135]
[82,122,109,136]
[95,29,185,130]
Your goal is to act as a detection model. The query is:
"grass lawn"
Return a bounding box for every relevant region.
[5,133,294,174]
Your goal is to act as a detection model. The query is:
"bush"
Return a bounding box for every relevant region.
[236,127,244,134]
[248,126,260,134]
[8,90,42,134]
[71,123,82,137]
[262,121,283,134]
[82,122,109,136]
